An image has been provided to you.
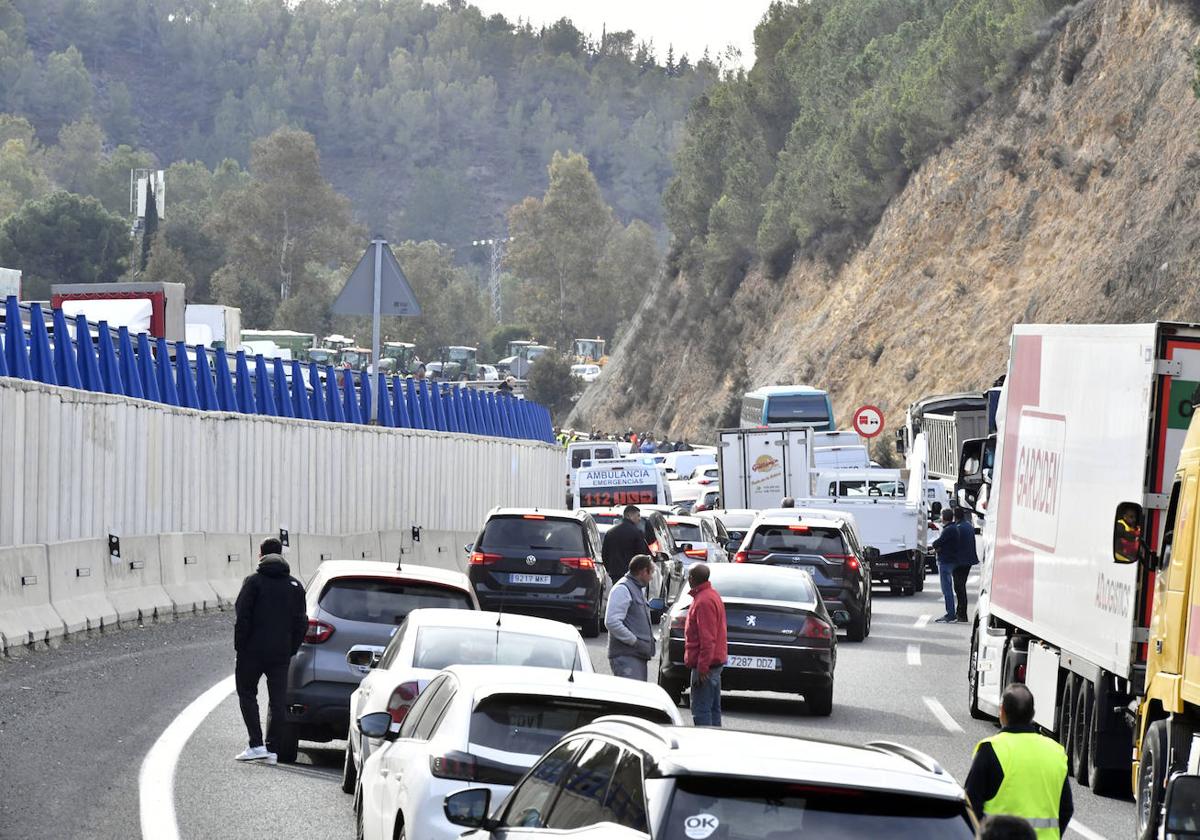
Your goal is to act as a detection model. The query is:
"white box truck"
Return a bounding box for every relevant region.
[185,304,242,349]
[968,321,1200,800]
[717,425,814,510]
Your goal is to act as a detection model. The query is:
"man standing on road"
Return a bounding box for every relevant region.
[605,555,657,681]
[233,538,307,764]
[932,507,960,623]
[953,507,980,622]
[684,563,728,727]
[965,683,1073,839]
[602,505,651,582]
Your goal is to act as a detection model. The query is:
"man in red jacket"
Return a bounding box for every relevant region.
[684,563,728,727]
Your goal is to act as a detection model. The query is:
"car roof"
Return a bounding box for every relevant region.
[439,666,680,714]
[663,515,706,527]
[486,506,590,523]
[752,509,850,530]
[573,719,966,800]
[307,560,471,590]
[405,609,583,640]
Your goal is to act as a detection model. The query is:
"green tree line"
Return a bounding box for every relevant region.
[664,0,1071,296]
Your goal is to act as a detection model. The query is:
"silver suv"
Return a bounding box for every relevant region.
[444,717,976,838]
[279,560,477,763]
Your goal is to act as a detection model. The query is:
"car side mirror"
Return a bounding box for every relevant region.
[678,542,693,552]
[357,711,394,740]
[1164,774,1200,837]
[1113,503,1144,566]
[831,610,851,628]
[862,547,880,563]
[444,788,493,829]
[463,542,474,555]
[346,645,382,671]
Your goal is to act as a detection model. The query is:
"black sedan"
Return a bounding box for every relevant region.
[656,563,839,716]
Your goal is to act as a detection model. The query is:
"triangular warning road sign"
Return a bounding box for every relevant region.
[332,239,422,317]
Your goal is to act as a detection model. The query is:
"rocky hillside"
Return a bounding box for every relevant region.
[573,0,1200,444]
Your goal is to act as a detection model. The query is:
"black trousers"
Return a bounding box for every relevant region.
[235,654,290,750]
[952,565,972,621]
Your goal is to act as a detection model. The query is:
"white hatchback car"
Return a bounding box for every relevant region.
[663,515,729,565]
[355,666,681,840]
[343,609,592,793]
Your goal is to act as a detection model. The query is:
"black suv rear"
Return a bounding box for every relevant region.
[734,514,874,642]
[468,508,609,637]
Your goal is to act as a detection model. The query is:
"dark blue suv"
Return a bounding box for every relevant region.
[467,508,610,638]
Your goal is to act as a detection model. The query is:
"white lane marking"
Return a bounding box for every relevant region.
[906,644,922,666]
[923,696,964,733]
[140,674,236,840]
[914,614,932,629]
[1068,820,1109,840]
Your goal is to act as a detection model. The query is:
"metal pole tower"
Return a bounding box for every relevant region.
[472,237,511,321]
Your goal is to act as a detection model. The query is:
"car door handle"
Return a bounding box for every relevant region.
[379,768,390,778]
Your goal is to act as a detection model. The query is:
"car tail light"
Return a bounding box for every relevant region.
[696,478,714,485]
[560,556,595,570]
[824,554,853,563]
[305,619,335,644]
[846,556,861,571]
[788,525,810,533]
[671,611,687,630]
[522,514,546,520]
[469,551,502,566]
[430,750,479,781]
[929,522,939,531]
[648,540,660,554]
[684,548,707,560]
[896,561,910,570]
[799,617,832,639]
[734,550,767,563]
[386,680,421,727]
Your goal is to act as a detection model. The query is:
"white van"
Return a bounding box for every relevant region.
[565,440,623,506]
[574,457,673,509]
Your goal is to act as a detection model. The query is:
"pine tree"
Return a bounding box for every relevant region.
[140,176,158,271]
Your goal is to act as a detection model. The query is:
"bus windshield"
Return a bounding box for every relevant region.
[767,393,830,425]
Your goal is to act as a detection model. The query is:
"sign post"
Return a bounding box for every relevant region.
[332,237,421,421]
[852,404,885,448]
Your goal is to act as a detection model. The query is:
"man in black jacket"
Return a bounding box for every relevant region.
[601,505,651,582]
[233,538,307,763]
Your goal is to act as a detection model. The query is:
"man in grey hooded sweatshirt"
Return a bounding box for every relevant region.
[604,554,657,680]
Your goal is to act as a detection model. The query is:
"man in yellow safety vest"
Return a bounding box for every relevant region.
[965,683,1074,839]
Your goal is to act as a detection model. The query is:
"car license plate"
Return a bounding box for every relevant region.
[727,655,780,670]
[509,573,551,585]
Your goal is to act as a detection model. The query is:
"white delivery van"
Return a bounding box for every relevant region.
[717,425,814,510]
[969,321,1200,797]
[813,445,871,469]
[574,457,671,509]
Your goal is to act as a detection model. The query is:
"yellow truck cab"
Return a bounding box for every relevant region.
[1133,386,1200,838]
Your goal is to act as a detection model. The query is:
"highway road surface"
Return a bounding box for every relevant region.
[0,572,1133,840]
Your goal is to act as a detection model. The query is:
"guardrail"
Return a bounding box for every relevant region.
[0,296,553,442]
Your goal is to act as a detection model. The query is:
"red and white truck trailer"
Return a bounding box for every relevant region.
[968,322,1200,799]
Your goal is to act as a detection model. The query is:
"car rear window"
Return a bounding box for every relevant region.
[709,571,816,603]
[749,526,847,556]
[470,695,672,757]
[662,777,974,840]
[668,522,704,542]
[480,517,585,553]
[413,627,581,671]
[318,578,472,624]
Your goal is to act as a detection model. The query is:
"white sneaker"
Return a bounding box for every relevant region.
[235,745,273,762]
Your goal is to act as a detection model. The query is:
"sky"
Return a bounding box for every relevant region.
[466,0,777,68]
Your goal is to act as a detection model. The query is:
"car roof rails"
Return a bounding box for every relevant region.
[865,741,945,775]
[590,715,679,749]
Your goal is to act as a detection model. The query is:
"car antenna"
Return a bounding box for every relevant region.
[496,578,507,627]
[569,646,578,683]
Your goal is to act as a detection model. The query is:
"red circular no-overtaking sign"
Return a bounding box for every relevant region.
[853,405,885,439]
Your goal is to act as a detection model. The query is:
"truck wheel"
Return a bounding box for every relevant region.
[1137,720,1168,840]
[1073,680,1094,785]
[914,560,925,593]
[967,622,994,721]
[1060,675,1078,778]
